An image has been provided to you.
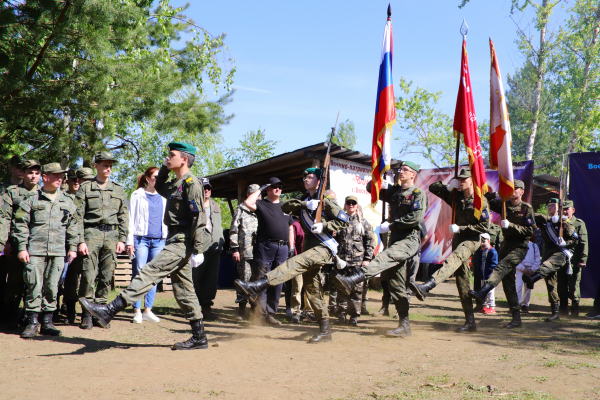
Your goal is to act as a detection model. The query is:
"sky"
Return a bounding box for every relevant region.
[175,0,568,168]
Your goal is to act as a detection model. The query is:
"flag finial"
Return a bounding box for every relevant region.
[387,3,392,17]
[460,18,469,39]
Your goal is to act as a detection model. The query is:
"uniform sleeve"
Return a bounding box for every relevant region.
[322,198,349,233]
[155,165,171,198]
[12,199,32,253]
[577,221,588,264]
[496,227,504,247]
[534,213,549,227]
[391,190,428,231]
[185,179,206,254]
[362,219,376,262]
[428,181,453,206]
[116,187,129,243]
[74,187,87,244]
[563,223,578,249]
[65,202,79,253]
[281,199,303,216]
[229,207,242,250]
[507,206,535,239]
[0,198,9,252]
[484,192,503,214]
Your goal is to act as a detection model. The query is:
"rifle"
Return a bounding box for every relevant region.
[559,154,565,238]
[315,110,340,224]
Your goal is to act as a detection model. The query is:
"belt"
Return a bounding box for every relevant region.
[266,239,289,246]
[168,226,189,234]
[85,223,116,232]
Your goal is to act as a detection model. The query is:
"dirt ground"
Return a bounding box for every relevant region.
[1,280,599,400]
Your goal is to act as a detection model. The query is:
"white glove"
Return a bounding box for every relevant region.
[501,219,510,229]
[306,199,320,211]
[562,215,568,221]
[551,215,559,223]
[311,222,323,234]
[558,237,566,247]
[190,253,204,268]
[449,224,460,234]
[381,180,390,189]
[447,179,459,191]
[380,222,390,233]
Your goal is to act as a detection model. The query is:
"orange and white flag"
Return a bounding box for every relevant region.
[489,38,514,201]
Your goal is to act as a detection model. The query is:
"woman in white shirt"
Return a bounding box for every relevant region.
[126,167,167,323]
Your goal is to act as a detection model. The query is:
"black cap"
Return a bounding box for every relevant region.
[269,177,282,186]
[201,177,211,188]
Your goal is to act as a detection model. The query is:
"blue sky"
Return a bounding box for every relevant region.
[177,1,567,168]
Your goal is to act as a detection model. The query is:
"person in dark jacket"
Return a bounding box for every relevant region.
[472,233,499,314]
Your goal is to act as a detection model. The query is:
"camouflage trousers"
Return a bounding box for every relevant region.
[24,256,64,312]
[79,228,118,305]
[362,235,421,314]
[63,255,83,302]
[486,244,529,312]
[121,232,202,321]
[337,266,363,317]
[236,258,252,304]
[538,252,568,305]
[266,244,332,321]
[557,259,582,304]
[431,238,480,313]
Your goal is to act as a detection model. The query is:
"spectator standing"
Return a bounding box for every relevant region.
[230,184,260,321]
[126,167,167,324]
[244,177,294,326]
[515,239,541,313]
[472,233,499,314]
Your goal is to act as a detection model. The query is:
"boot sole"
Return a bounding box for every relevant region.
[407,282,425,302]
[307,338,332,344]
[467,290,486,303]
[40,329,62,336]
[172,343,209,350]
[79,299,110,329]
[329,274,353,296]
[384,331,412,338]
[233,281,259,303]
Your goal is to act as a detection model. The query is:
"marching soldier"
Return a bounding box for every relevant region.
[409,168,489,333]
[330,161,427,338]
[12,163,78,338]
[468,179,536,329]
[79,142,210,350]
[522,198,578,321]
[75,152,128,329]
[559,200,587,317]
[235,167,349,343]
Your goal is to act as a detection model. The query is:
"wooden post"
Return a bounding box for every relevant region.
[237,179,246,205]
[227,198,235,216]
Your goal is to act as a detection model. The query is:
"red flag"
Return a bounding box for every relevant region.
[453,40,488,218]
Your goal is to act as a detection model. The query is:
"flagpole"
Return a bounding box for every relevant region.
[381,3,392,224]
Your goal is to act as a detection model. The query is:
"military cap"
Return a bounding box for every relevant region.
[42,162,67,174]
[22,159,41,169]
[399,160,420,173]
[94,151,117,163]
[200,177,211,188]
[303,167,322,178]
[247,184,260,194]
[547,198,561,205]
[563,200,574,208]
[167,142,196,156]
[457,168,471,179]
[67,169,79,179]
[10,155,25,166]
[345,195,358,203]
[514,179,525,190]
[76,167,95,180]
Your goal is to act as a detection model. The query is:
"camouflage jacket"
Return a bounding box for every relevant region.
[567,216,588,264]
[485,192,535,249]
[336,213,376,268]
[387,184,428,241]
[13,190,79,256]
[0,196,9,252]
[534,214,577,261]
[229,204,257,260]
[2,183,39,244]
[75,178,129,243]
[488,223,503,248]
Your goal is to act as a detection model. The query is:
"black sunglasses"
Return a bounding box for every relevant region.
[346,201,357,206]
[271,184,283,189]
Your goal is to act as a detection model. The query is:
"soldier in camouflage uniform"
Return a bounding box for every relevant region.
[410,169,489,333]
[80,142,210,350]
[0,196,9,253]
[1,159,42,329]
[331,161,428,338]
[335,195,375,326]
[469,179,535,329]
[0,155,25,195]
[522,198,578,322]
[12,163,79,338]
[229,183,259,321]
[558,200,587,317]
[235,167,349,343]
[488,223,503,249]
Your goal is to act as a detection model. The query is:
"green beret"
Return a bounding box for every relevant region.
[167,142,196,156]
[547,198,560,205]
[303,168,322,178]
[514,179,525,190]
[563,200,574,208]
[94,151,117,163]
[42,162,67,174]
[457,168,471,179]
[22,159,41,169]
[399,161,419,173]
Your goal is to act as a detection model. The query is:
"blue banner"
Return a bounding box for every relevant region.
[569,152,600,298]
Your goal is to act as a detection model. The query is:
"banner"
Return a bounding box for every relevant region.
[569,152,600,298]
[416,161,534,264]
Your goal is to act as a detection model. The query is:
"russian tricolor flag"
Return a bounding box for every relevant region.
[371,13,396,205]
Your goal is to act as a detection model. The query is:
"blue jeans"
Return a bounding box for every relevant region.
[132,236,166,310]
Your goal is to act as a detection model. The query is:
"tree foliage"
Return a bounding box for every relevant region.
[329,119,356,150]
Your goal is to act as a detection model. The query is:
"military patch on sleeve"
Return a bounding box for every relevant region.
[188,200,199,214]
[481,210,489,220]
[337,210,349,222]
[573,231,579,240]
[412,201,420,210]
[525,217,535,226]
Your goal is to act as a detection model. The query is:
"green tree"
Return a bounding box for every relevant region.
[225,128,278,169]
[328,119,356,150]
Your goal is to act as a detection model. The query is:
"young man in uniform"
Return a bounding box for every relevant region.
[80,142,209,350]
[559,200,587,317]
[75,152,129,329]
[409,168,489,332]
[330,161,428,338]
[0,155,25,195]
[468,180,535,329]
[13,163,78,338]
[235,167,349,343]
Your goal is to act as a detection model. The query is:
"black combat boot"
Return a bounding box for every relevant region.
[6,302,21,330]
[559,303,570,318]
[361,299,369,315]
[385,311,412,338]
[236,302,247,322]
[408,278,436,301]
[172,320,208,350]
[20,312,40,339]
[468,283,494,303]
[40,312,62,336]
[80,310,93,330]
[79,295,127,328]
[522,271,542,289]
[329,269,366,296]
[348,316,358,326]
[456,311,477,333]
[374,295,390,316]
[571,300,580,318]
[234,277,269,303]
[503,310,522,329]
[308,319,332,344]
[60,302,68,316]
[66,301,77,325]
[545,303,560,322]
[202,306,219,322]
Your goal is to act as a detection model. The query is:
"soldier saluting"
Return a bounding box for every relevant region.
[80,142,210,350]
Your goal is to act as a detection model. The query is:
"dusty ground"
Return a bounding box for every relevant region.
[1,280,599,400]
